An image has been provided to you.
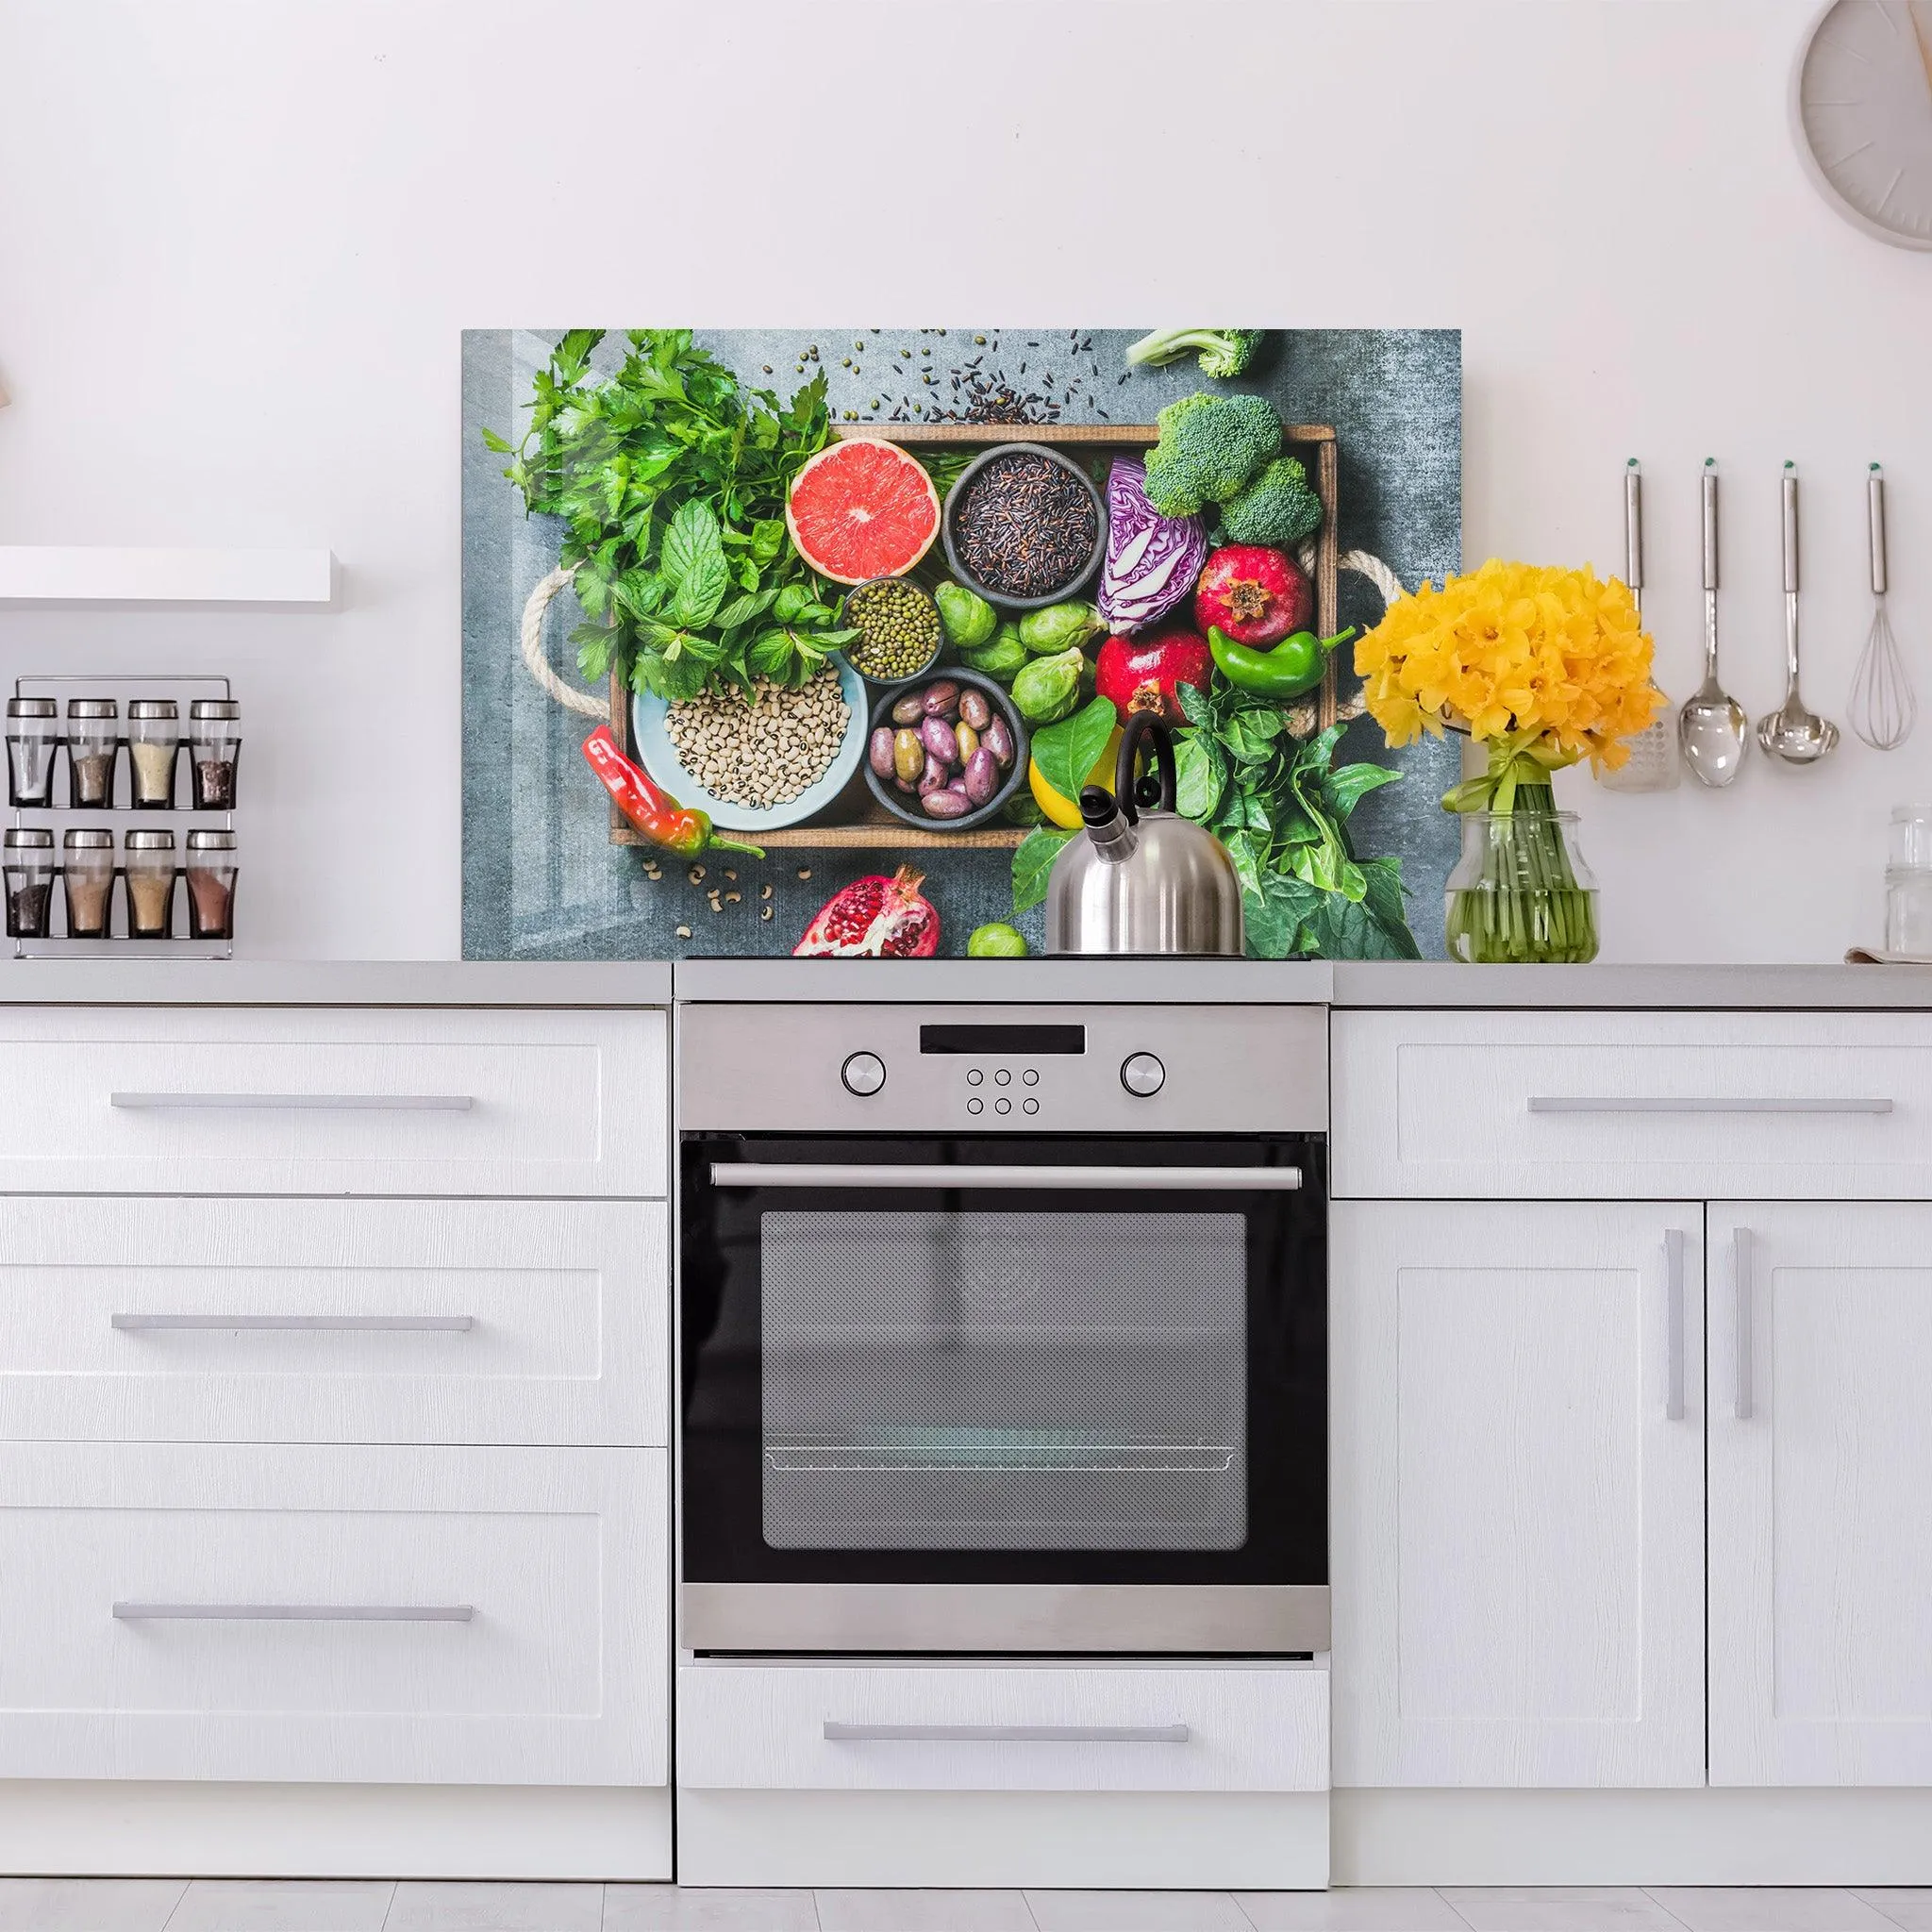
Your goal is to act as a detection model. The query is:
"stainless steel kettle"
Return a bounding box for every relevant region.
[1044,712,1244,956]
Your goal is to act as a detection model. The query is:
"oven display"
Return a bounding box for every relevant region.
[919,1024,1086,1057]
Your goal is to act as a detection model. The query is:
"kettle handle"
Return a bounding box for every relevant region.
[1115,711,1177,825]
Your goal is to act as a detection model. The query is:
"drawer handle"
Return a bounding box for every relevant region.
[1527,1096,1892,1115]
[822,1722,1189,1744]
[111,1314,475,1332]
[111,1092,475,1111]
[113,1602,475,1622]
[714,1163,1299,1192]
[1734,1224,1755,1423]
[1663,1227,1687,1423]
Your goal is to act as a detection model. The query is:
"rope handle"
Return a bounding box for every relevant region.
[519,565,608,721]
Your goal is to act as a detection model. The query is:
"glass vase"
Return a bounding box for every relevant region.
[1445,794,1599,963]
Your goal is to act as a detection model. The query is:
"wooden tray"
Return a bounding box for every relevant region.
[610,423,1339,851]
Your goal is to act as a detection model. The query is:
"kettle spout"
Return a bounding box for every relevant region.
[1080,785,1139,864]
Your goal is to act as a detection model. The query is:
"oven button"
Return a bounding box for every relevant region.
[966,1096,983,1115]
[966,1069,983,1087]
[1120,1052,1166,1097]
[1023,1097,1039,1115]
[841,1051,887,1097]
[994,1097,1011,1115]
[1022,1069,1039,1086]
[994,1069,1011,1087]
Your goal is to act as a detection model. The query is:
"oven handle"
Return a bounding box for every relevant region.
[708,1162,1301,1192]
[824,1722,1190,1744]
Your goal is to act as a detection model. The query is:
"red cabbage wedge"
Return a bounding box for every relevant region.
[1100,458,1208,634]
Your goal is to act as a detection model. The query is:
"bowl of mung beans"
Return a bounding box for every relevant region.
[841,575,944,686]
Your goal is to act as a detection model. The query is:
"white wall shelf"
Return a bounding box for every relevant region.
[0,547,335,609]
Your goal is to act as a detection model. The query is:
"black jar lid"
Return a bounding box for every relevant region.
[66,698,118,718]
[129,698,180,719]
[62,828,115,850]
[8,697,58,719]
[124,828,177,851]
[4,827,55,850]
[189,699,241,720]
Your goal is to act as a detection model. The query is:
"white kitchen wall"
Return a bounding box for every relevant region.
[0,0,1923,962]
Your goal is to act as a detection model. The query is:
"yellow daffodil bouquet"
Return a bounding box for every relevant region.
[1355,558,1661,963]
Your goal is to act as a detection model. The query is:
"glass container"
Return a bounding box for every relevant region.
[128,698,181,808]
[61,828,117,938]
[1445,799,1600,964]
[123,828,177,938]
[188,698,242,810]
[184,827,238,940]
[66,698,119,808]
[4,827,57,939]
[6,697,60,808]
[1885,804,1932,958]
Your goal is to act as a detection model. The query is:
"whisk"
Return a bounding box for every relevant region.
[1849,462,1916,751]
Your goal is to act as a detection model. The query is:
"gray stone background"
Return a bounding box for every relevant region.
[461,328,1461,960]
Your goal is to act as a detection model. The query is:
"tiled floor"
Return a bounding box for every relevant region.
[1,1884,1928,1932]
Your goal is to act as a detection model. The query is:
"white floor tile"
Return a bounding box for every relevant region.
[603,1888,822,1931]
[1026,1892,1249,1932]
[1237,1892,1469,1931]
[1856,1896,1932,1932]
[382,1881,605,1932]
[1441,1890,1686,1932]
[817,1890,1032,1932]
[1647,1890,1899,1932]
[163,1879,394,1932]
[0,1879,187,1932]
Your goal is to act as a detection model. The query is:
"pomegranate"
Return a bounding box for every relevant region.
[793,865,940,958]
[1095,629,1213,724]
[1193,544,1310,646]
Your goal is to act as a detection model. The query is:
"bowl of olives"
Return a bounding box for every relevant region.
[863,670,1027,833]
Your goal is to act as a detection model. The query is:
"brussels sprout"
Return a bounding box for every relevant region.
[967,922,1029,958]
[1017,599,1105,656]
[1003,793,1048,827]
[936,580,997,650]
[959,622,1029,684]
[1011,646,1085,724]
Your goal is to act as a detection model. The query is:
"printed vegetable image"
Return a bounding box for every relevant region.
[1095,629,1213,724]
[1194,544,1311,646]
[1208,625,1357,702]
[959,621,1029,684]
[1010,646,1086,724]
[581,724,766,858]
[967,922,1029,958]
[1027,696,1121,829]
[793,865,940,958]
[1217,456,1324,550]
[1124,328,1265,380]
[1098,458,1208,635]
[1141,391,1282,518]
[785,437,941,585]
[1017,599,1105,656]
[936,580,998,649]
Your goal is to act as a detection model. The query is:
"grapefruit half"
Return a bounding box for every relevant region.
[786,438,941,586]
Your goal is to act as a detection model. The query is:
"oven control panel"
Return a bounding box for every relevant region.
[680,1003,1326,1134]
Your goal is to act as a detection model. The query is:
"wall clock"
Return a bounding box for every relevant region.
[1791,0,1932,249]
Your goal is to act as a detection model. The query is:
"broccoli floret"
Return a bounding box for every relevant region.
[1141,391,1282,518]
[1124,328,1265,379]
[1217,456,1323,549]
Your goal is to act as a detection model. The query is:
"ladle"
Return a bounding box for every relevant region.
[1677,459,1749,787]
[1756,460,1839,766]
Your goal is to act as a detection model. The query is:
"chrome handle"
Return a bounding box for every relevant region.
[1528,1096,1892,1115]
[1734,1225,1754,1422]
[1703,460,1720,593]
[711,1163,1300,1191]
[823,1722,1188,1744]
[1625,459,1643,607]
[113,1603,474,1622]
[111,1314,474,1332]
[111,1092,473,1111]
[1871,464,1888,597]
[1663,1227,1686,1423]
[1783,464,1800,595]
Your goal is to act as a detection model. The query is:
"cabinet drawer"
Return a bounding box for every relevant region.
[0,1443,667,1785]
[1335,1009,1932,1199]
[0,1197,666,1446]
[676,1659,1326,1792]
[0,1008,664,1196]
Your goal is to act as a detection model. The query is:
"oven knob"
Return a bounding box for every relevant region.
[841,1052,887,1097]
[1120,1052,1166,1097]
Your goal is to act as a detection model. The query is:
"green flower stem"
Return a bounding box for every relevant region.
[1445,782,1599,964]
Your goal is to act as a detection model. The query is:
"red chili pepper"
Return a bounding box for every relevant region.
[581,725,765,858]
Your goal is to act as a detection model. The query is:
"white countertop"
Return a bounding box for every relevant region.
[0,960,672,1007]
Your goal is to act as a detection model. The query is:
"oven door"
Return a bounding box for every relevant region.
[679,1132,1326,1655]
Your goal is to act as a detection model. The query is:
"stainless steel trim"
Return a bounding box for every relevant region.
[1663,1227,1686,1422]
[1528,1096,1892,1115]
[1734,1224,1755,1422]
[710,1162,1301,1191]
[110,1092,475,1111]
[112,1603,475,1622]
[682,1582,1329,1655]
[824,1722,1189,1744]
[111,1314,475,1332]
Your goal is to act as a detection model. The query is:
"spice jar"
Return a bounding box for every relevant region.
[128,699,181,808]
[66,698,119,808]
[4,827,56,939]
[184,828,238,940]
[61,828,117,938]
[6,697,60,808]
[123,829,177,938]
[188,698,242,810]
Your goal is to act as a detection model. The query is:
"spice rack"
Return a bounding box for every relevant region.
[604,421,1340,852]
[5,674,239,958]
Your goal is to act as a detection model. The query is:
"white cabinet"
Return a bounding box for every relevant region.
[1331,1199,1706,1788]
[1708,1202,1932,1787]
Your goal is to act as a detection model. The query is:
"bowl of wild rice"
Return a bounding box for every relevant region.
[941,441,1107,612]
[631,658,866,833]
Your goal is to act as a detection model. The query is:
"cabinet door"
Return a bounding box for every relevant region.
[1709,1203,1932,1786]
[1332,1200,1706,1787]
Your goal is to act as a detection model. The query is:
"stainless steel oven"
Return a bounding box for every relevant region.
[676,1001,1327,1656]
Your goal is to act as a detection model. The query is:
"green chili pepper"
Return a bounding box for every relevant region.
[1207,625,1357,700]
